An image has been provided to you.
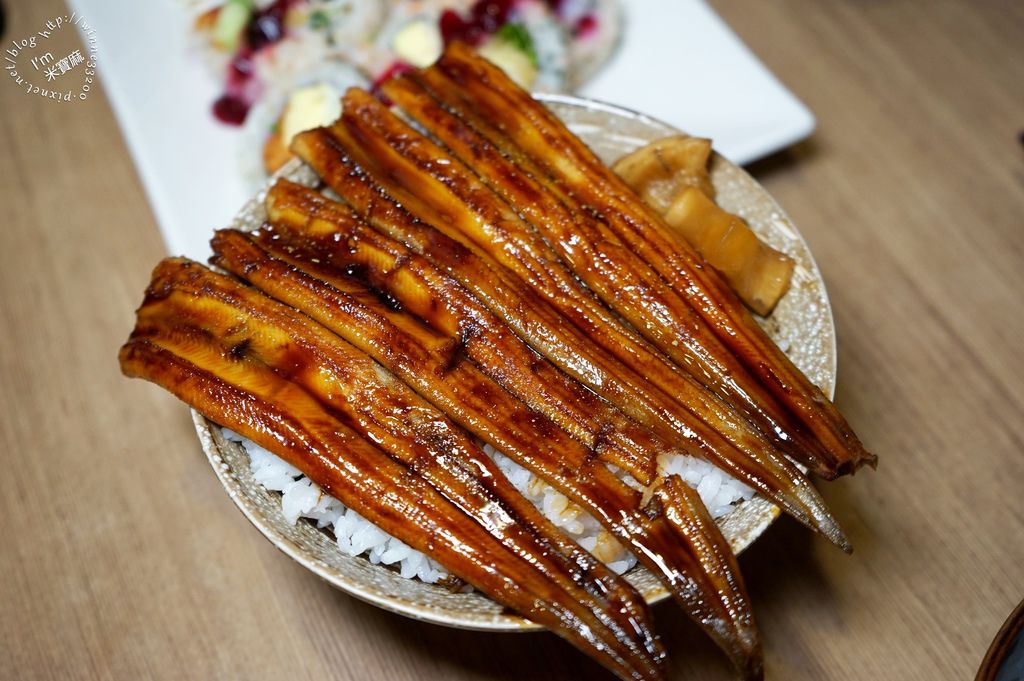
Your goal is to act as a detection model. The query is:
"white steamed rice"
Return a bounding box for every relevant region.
[221,427,753,585]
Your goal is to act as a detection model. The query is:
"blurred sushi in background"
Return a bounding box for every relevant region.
[239,61,365,181]
[184,0,621,186]
[361,0,622,92]
[191,0,383,125]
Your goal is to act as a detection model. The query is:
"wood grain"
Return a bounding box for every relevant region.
[1,0,1021,679]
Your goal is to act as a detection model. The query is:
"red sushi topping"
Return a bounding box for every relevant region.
[574,13,598,38]
[440,0,516,47]
[472,0,516,33]
[212,0,297,126]
[246,0,292,51]
[212,93,250,125]
[227,47,254,89]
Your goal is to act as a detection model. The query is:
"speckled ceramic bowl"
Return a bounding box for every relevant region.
[194,95,837,631]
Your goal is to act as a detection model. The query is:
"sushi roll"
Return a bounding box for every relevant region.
[358,0,571,92]
[190,0,382,125]
[239,60,367,187]
[556,0,623,90]
[188,0,620,126]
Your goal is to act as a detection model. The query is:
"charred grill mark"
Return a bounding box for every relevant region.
[371,285,404,312]
[343,262,367,279]
[228,337,252,360]
[591,422,615,457]
[438,334,468,375]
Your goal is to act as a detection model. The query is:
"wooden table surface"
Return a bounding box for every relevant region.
[3,1,1022,679]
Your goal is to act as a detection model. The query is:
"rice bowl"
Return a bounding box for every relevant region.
[192,94,838,630]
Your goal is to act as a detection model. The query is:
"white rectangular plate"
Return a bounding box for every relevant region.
[68,0,814,262]
[579,0,815,165]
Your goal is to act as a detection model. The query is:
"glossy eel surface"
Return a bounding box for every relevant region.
[264,179,663,486]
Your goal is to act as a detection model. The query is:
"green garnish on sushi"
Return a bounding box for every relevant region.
[494,23,539,68]
[213,0,254,53]
[309,10,329,31]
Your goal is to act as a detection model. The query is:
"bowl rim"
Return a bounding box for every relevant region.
[193,93,837,632]
[976,598,1024,681]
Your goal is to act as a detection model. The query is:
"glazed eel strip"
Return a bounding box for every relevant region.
[382,74,833,480]
[431,44,876,477]
[266,178,659,485]
[292,103,843,548]
[210,230,763,678]
[123,259,665,681]
[290,126,847,550]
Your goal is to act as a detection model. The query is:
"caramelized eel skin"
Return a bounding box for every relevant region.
[430,43,875,477]
[265,178,660,486]
[210,232,763,676]
[380,74,836,480]
[121,259,666,681]
[291,115,848,552]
